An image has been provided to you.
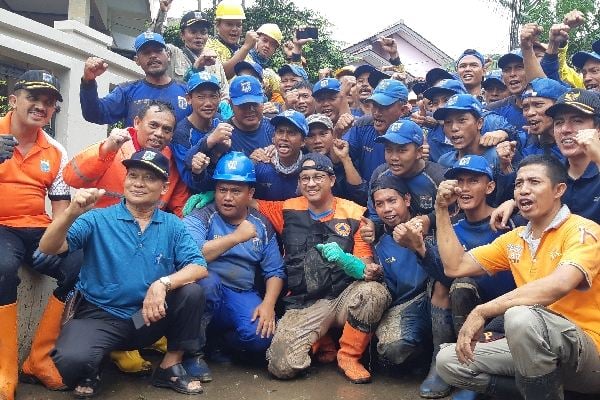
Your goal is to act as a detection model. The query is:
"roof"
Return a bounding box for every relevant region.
[343,20,453,79]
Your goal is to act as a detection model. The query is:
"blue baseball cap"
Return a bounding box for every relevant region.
[367,79,409,106]
[134,32,166,52]
[270,109,309,136]
[187,71,220,93]
[229,75,264,106]
[425,67,456,86]
[354,64,376,79]
[571,51,600,70]
[444,155,494,181]
[234,60,264,80]
[433,93,484,120]
[521,78,568,101]
[375,120,424,146]
[411,81,429,96]
[277,64,309,81]
[367,69,392,89]
[498,49,523,70]
[482,70,506,89]
[423,79,467,100]
[312,78,341,96]
[456,49,485,69]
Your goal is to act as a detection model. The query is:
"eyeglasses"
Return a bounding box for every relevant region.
[299,174,328,184]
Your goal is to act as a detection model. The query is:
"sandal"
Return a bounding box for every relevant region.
[152,363,203,395]
[72,375,101,399]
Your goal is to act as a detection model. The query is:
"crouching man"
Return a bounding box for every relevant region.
[436,155,600,398]
[39,149,208,397]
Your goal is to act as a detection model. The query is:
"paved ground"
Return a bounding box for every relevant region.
[18,353,438,400]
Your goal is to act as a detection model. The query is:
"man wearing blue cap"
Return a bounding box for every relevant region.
[345,79,412,182]
[183,151,285,376]
[278,64,309,94]
[45,149,208,397]
[254,110,307,200]
[486,50,528,132]
[80,32,189,127]
[434,94,506,182]
[572,47,600,92]
[455,49,487,100]
[171,72,223,193]
[312,77,353,133]
[482,71,509,104]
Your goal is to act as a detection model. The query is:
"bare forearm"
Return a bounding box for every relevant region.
[523,46,546,82]
[435,206,465,274]
[262,277,284,306]
[39,208,79,254]
[202,233,242,262]
[223,46,252,79]
[341,158,362,185]
[168,264,208,289]
[50,200,70,220]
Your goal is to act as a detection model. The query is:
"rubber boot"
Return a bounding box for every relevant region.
[486,374,522,399]
[337,322,373,384]
[420,305,453,399]
[110,350,152,375]
[452,389,479,400]
[516,369,563,400]
[20,295,67,390]
[0,303,18,400]
[311,334,337,364]
[145,336,167,354]
[449,277,480,334]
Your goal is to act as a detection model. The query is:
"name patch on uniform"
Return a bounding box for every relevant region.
[419,195,433,210]
[335,222,351,237]
[40,159,50,172]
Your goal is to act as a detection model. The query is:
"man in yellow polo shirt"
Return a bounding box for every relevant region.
[436,154,600,399]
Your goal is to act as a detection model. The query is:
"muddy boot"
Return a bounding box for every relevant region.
[0,303,18,400]
[337,322,373,384]
[516,369,563,400]
[420,305,453,399]
[449,277,480,334]
[20,295,67,390]
[110,350,152,375]
[311,333,337,364]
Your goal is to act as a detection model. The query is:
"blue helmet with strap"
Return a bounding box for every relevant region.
[213,151,256,183]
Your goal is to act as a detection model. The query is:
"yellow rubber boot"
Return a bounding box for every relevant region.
[110,350,152,375]
[146,336,167,354]
[0,303,18,400]
[20,295,66,390]
[337,322,372,384]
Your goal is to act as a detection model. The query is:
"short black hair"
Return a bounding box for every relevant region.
[517,154,567,185]
[136,100,176,120]
[292,80,313,91]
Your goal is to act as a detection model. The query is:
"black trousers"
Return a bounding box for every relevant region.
[0,225,82,305]
[52,284,205,387]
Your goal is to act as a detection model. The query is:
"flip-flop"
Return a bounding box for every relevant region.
[73,375,101,399]
[152,363,203,395]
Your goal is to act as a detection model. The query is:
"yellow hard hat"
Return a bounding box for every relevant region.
[334,66,356,78]
[257,23,282,45]
[215,0,246,20]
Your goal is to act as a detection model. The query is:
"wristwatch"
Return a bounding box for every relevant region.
[159,276,172,292]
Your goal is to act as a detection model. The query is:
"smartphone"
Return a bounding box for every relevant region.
[296,26,318,41]
[131,303,168,329]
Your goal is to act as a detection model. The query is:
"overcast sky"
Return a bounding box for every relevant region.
[155,0,512,58]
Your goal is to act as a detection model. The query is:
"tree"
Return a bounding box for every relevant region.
[162,0,348,81]
[487,0,600,59]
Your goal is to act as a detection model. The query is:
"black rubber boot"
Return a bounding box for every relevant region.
[449,277,480,334]
[420,305,454,399]
[515,369,563,400]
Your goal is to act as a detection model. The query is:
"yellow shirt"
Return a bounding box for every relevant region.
[470,207,600,351]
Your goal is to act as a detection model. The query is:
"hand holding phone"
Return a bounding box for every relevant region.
[296,26,318,41]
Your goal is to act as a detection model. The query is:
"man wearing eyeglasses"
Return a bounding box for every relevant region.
[256,153,391,384]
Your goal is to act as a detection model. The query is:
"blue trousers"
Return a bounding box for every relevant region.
[199,273,272,354]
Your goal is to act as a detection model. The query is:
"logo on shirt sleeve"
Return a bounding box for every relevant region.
[177,96,188,110]
[335,222,351,237]
[40,159,50,172]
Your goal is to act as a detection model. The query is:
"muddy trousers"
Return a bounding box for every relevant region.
[436,305,600,396]
[52,284,205,388]
[266,281,391,379]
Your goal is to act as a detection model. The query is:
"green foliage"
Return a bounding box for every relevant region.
[488,0,600,60]
[162,0,347,81]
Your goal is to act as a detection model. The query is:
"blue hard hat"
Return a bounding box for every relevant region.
[213,152,256,183]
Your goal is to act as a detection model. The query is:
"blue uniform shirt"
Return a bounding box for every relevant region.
[171,117,220,192]
[486,95,526,131]
[344,116,386,182]
[230,118,275,156]
[254,163,299,200]
[375,233,429,306]
[563,161,600,223]
[67,201,206,319]
[80,79,189,126]
[183,204,285,291]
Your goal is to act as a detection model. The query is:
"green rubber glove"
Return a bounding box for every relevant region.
[315,242,365,280]
[182,191,215,217]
